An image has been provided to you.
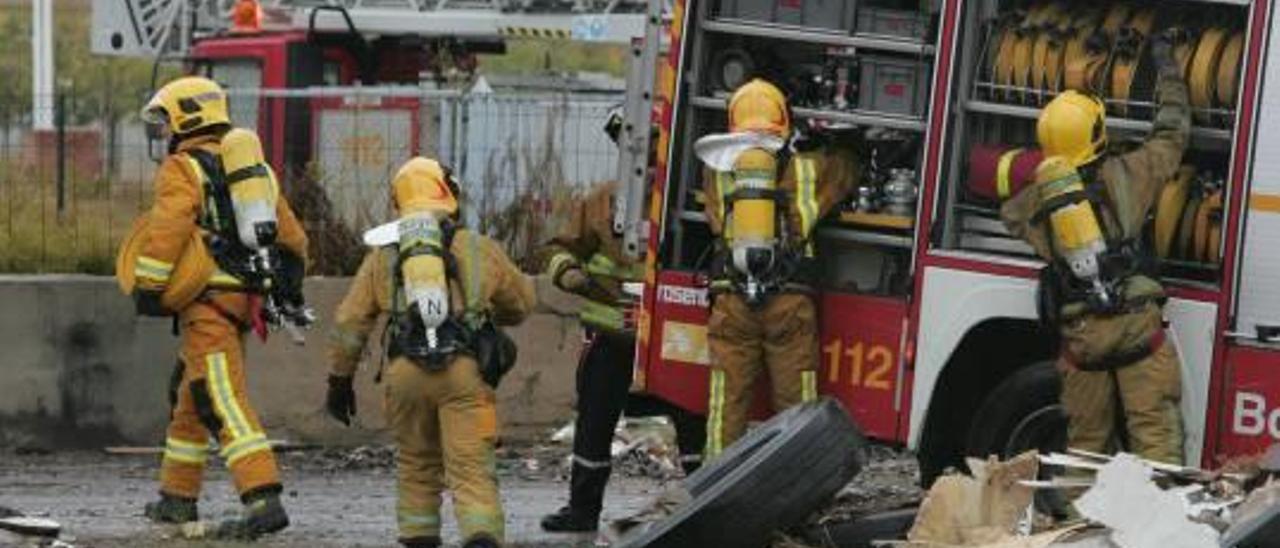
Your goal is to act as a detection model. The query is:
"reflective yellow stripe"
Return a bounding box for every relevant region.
[795,157,819,254]
[460,233,483,328]
[221,433,271,466]
[547,252,579,279]
[186,157,218,229]
[580,301,626,331]
[328,324,366,355]
[137,256,174,274]
[397,508,442,536]
[715,171,735,239]
[996,148,1024,200]
[801,370,817,402]
[458,510,504,538]
[705,369,726,459]
[163,437,209,464]
[206,353,252,440]
[208,269,243,287]
[135,256,174,282]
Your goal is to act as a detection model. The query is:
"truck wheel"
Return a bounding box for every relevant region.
[616,398,867,548]
[965,361,1069,517]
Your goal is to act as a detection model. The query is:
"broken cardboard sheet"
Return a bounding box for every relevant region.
[906,450,1040,545]
[1073,453,1219,548]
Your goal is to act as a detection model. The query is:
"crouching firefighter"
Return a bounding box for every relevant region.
[696,78,860,459]
[1000,28,1190,465]
[324,157,536,548]
[116,76,312,539]
[538,181,708,533]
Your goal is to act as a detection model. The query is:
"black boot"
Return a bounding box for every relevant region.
[462,533,501,548]
[212,486,290,540]
[540,505,599,533]
[400,535,442,548]
[143,493,198,524]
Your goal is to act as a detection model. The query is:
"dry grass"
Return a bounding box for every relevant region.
[0,163,149,274]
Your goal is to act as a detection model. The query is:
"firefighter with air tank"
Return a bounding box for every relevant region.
[324,157,535,548]
[118,76,312,539]
[1000,27,1192,465]
[695,78,862,459]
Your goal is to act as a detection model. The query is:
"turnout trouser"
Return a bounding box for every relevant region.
[705,293,819,459]
[384,356,504,543]
[1059,341,1184,465]
[160,292,281,500]
[568,331,706,518]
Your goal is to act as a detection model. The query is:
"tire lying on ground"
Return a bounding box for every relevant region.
[616,397,867,548]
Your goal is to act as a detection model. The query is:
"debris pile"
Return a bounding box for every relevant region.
[811,446,1280,548]
[547,417,685,481]
[295,444,397,471]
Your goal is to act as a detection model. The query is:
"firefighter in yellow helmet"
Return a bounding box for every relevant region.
[697,78,861,458]
[324,157,535,548]
[124,76,310,539]
[1000,29,1190,465]
[537,181,707,533]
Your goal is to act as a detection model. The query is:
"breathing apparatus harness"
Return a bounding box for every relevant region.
[1033,162,1161,328]
[712,146,818,307]
[382,218,517,387]
[185,143,315,341]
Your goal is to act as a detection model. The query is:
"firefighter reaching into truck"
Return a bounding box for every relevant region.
[695,78,862,459]
[116,76,311,539]
[538,177,708,533]
[324,157,535,548]
[1000,28,1191,465]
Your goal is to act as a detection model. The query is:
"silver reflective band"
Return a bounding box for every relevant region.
[573,455,612,469]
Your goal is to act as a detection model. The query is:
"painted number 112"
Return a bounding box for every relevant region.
[823,339,894,391]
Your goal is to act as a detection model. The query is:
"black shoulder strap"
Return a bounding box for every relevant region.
[185,148,237,237]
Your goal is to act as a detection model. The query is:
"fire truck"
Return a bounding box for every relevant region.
[90,0,662,184]
[635,0,1280,483]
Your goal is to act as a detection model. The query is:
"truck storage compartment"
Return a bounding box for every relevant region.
[715,0,859,33]
[933,0,1249,286]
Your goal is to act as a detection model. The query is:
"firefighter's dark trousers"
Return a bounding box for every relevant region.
[568,330,706,519]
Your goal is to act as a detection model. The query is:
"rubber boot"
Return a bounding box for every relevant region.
[212,487,290,540]
[143,493,199,524]
[400,536,443,548]
[540,505,599,533]
[462,533,501,548]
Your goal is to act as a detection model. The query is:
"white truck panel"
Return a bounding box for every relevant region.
[911,266,1216,466]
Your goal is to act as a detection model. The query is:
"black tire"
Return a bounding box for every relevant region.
[616,398,867,548]
[801,508,918,548]
[965,361,1069,517]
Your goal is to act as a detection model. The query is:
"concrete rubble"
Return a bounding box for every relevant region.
[548,416,686,481]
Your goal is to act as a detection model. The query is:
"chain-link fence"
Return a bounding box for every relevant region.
[0,86,623,275]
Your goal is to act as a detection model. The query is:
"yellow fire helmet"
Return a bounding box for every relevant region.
[1037,90,1107,167]
[140,76,231,135]
[728,78,791,138]
[115,214,216,310]
[392,157,459,216]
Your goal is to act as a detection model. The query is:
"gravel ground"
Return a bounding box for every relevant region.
[0,444,922,548]
[0,445,669,548]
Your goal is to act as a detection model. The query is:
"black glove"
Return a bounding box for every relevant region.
[133,288,172,317]
[325,375,356,426]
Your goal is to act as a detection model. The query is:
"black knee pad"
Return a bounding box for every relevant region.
[190,380,224,435]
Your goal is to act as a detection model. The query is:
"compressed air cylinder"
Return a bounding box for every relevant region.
[221,128,279,250]
[399,215,450,330]
[728,148,779,279]
[1049,201,1108,282]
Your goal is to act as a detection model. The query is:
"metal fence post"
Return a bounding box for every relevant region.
[56,91,66,216]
